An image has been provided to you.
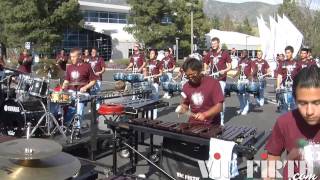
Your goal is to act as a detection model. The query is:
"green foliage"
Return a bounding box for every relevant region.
[0,0,83,53]
[236,17,253,35]
[278,0,320,55]
[221,43,228,50]
[212,16,220,30]
[221,14,235,31]
[125,0,212,56]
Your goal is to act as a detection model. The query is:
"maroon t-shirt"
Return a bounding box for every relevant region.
[182,76,224,125]
[297,59,317,69]
[148,59,163,83]
[130,52,145,69]
[18,54,32,73]
[265,109,320,179]
[56,54,68,71]
[204,50,232,81]
[238,58,252,78]
[65,62,97,91]
[251,59,270,79]
[161,56,175,72]
[89,56,106,80]
[277,60,301,85]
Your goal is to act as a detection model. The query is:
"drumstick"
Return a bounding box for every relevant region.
[175,105,194,118]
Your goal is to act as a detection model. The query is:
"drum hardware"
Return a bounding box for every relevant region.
[29,77,67,141]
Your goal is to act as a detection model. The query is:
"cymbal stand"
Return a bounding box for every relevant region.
[29,77,67,141]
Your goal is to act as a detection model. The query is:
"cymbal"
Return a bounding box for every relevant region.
[0,152,81,180]
[68,82,87,86]
[0,138,62,160]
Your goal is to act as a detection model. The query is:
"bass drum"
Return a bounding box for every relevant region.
[0,98,46,137]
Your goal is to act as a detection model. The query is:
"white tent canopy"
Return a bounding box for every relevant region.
[206,29,261,50]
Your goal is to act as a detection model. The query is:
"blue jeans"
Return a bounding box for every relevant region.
[256,80,266,106]
[64,102,85,128]
[238,93,249,113]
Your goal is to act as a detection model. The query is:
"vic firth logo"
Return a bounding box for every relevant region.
[4,105,20,112]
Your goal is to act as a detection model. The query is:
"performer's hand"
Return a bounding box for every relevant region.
[80,87,87,93]
[94,72,100,76]
[176,104,188,114]
[219,70,224,75]
[193,112,206,121]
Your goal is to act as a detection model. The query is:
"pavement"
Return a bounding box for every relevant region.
[83,70,281,179]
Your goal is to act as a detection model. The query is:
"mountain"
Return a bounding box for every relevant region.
[203,0,279,25]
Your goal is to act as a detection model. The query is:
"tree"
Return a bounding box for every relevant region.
[125,0,212,57]
[0,0,82,53]
[236,17,253,35]
[221,14,235,31]
[212,15,220,30]
[278,0,320,55]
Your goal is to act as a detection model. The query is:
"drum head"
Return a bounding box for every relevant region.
[0,99,45,136]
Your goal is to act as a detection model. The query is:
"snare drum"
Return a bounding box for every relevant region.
[160,74,169,82]
[168,82,177,92]
[126,73,137,83]
[50,91,72,104]
[162,82,170,92]
[136,74,144,82]
[140,81,152,91]
[224,82,238,96]
[16,74,32,94]
[113,73,127,81]
[29,78,49,97]
[246,81,259,95]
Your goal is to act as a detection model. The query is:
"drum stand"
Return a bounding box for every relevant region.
[29,73,68,140]
[68,91,83,143]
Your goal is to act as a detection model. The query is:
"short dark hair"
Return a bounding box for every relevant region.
[293,65,320,98]
[91,47,97,51]
[300,48,309,53]
[150,48,158,56]
[182,57,202,73]
[285,46,294,53]
[211,37,220,43]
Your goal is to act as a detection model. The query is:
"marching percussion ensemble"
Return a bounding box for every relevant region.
[0,41,319,180]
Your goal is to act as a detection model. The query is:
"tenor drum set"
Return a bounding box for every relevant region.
[224,79,265,97]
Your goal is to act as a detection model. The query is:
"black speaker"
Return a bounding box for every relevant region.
[159,138,211,180]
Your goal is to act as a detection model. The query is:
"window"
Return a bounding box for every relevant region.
[81,10,128,24]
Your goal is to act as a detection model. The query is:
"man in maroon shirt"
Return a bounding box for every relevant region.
[177,58,224,125]
[203,37,232,125]
[125,43,145,73]
[276,46,302,112]
[61,48,96,136]
[18,49,32,74]
[298,48,316,69]
[55,49,68,71]
[162,48,176,99]
[251,50,271,107]
[265,65,320,179]
[83,49,91,63]
[232,50,252,115]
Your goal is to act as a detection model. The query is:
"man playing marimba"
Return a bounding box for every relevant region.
[177,58,223,125]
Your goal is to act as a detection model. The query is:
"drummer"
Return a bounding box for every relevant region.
[18,49,32,74]
[297,47,316,69]
[88,48,106,108]
[125,43,146,74]
[203,37,232,125]
[251,50,271,107]
[232,50,252,115]
[144,48,163,119]
[61,48,96,137]
[276,46,302,112]
[162,48,176,99]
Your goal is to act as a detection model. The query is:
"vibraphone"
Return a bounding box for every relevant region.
[128,118,269,156]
